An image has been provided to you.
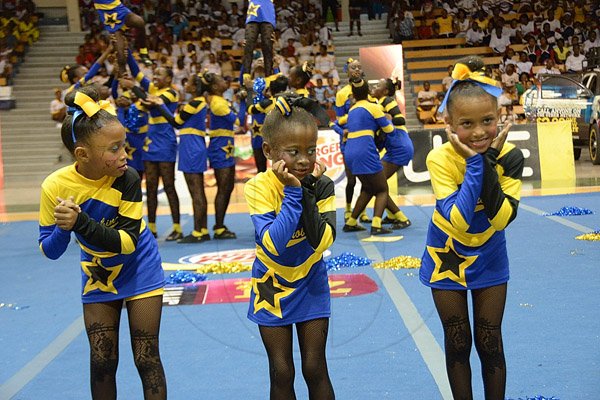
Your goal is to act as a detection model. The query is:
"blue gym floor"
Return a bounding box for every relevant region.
[1,192,599,399]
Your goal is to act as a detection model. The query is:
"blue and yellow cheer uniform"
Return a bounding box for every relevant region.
[248,97,274,150]
[378,96,414,167]
[117,102,148,173]
[244,171,336,326]
[246,0,276,27]
[208,95,238,169]
[344,99,394,175]
[174,96,209,173]
[128,53,179,162]
[94,0,131,33]
[38,166,165,303]
[420,142,524,290]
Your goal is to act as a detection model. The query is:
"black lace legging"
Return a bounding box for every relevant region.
[432,284,507,400]
[243,22,274,77]
[183,172,207,232]
[259,318,335,400]
[83,295,166,400]
[144,161,180,226]
[213,166,235,229]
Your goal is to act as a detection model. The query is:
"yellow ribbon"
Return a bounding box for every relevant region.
[451,63,501,88]
[74,91,116,116]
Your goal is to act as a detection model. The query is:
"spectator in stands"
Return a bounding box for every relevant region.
[541,22,561,45]
[501,63,519,92]
[324,76,337,109]
[453,8,470,38]
[172,56,189,97]
[442,65,454,93]
[489,27,512,54]
[417,81,437,124]
[515,72,532,98]
[228,2,244,26]
[583,30,600,55]
[543,9,561,32]
[516,51,533,75]
[202,52,222,75]
[536,58,561,81]
[435,8,454,38]
[50,88,66,128]
[314,44,339,81]
[465,20,485,47]
[498,85,518,106]
[313,77,328,108]
[566,44,586,72]
[554,37,570,65]
[499,104,516,124]
[219,52,235,79]
[538,36,556,65]
[500,47,518,73]
[524,35,541,64]
[75,44,95,69]
[518,13,536,38]
[296,36,314,64]
[391,10,415,44]
[231,16,245,50]
[321,0,340,31]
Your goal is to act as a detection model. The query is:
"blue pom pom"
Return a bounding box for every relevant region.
[124,104,140,133]
[544,206,594,216]
[325,252,371,271]
[253,77,266,104]
[166,271,207,284]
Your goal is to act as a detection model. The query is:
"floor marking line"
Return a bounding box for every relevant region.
[0,316,84,399]
[360,241,453,400]
[520,203,594,233]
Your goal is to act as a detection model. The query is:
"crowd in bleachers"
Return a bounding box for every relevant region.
[388,0,600,125]
[0,0,40,87]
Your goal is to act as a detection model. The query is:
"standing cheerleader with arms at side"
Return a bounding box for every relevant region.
[420,56,524,400]
[38,86,167,400]
[145,73,211,243]
[244,97,336,400]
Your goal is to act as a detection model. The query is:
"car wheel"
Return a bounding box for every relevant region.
[574,147,581,160]
[590,124,600,165]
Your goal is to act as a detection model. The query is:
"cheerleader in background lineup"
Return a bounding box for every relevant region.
[38,86,166,399]
[421,56,524,399]
[93,0,153,72]
[371,77,413,228]
[60,42,115,96]
[145,74,211,243]
[334,57,370,223]
[244,97,336,400]
[342,78,395,235]
[124,53,182,241]
[288,61,313,98]
[247,75,290,173]
[205,72,246,239]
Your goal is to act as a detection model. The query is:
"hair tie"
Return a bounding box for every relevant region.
[275,96,292,117]
[70,92,116,144]
[60,66,70,83]
[437,62,502,113]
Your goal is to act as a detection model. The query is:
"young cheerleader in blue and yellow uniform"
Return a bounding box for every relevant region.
[244,97,336,399]
[420,56,524,400]
[146,73,211,243]
[242,0,276,85]
[61,42,115,96]
[205,72,245,239]
[126,52,182,241]
[38,86,166,399]
[342,78,395,235]
[372,77,414,228]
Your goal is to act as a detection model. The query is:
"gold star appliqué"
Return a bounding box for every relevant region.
[247,1,261,17]
[251,121,262,138]
[143,136,152,152]
[427,237,477,287]
[222,142,235,159]
[252,269,294,318]
[81,257,123,295]
[125,141,136,160]
[104,13,121,30]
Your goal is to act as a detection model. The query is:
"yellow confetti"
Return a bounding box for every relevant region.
[575,233,600,241]
[372,256,421,270]
[163,262,252,274]
[361,235,404,242]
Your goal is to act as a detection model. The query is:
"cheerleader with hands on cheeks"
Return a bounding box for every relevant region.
[420,56,524,400]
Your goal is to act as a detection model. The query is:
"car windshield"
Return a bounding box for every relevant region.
[540,76,592,99]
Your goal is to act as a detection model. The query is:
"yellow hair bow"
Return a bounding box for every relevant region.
[74,91,116,117]
[451,62,500,88]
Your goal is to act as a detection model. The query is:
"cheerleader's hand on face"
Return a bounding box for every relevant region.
[311,160,327,180]
[491,122,511,152]
[446,126,477,159]
[272,160,301,187]
[54,196,80,231]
